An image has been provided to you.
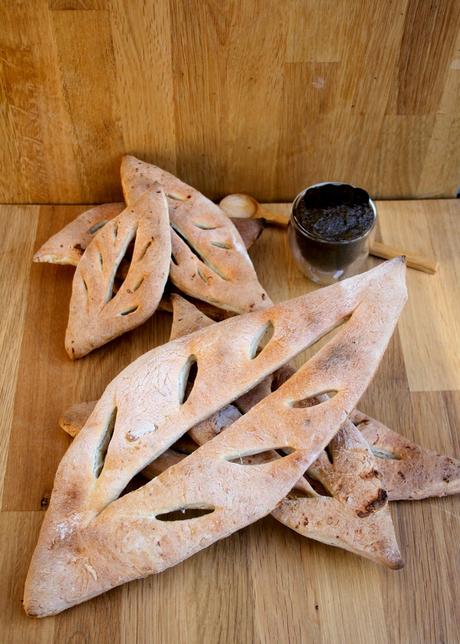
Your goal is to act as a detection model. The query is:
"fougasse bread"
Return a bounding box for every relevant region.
[24,259,406,616]
[167,295,402,567]
[65,186,170,359]
[121,156,271,313]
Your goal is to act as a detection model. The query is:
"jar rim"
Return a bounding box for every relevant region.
[291,182,377,246]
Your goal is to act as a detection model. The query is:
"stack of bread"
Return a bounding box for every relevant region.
[25,157,459,617]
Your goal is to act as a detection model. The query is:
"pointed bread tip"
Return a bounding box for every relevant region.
[390,557,405,571]
[122,153,138,163]
[170,293,214,340]
[120,154,142,178]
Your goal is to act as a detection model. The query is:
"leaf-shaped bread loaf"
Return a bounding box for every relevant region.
[65,186,170,359]
[57,400,407,568]
[25,259,406,616]
[121,156,271,313]
[33,203,125,266]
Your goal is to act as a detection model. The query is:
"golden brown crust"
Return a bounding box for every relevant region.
[25,259,406,616]
[59,406,403,568]
[65,187,171,359]
[61,277,405,569]
[275,493,401,568]
[59,290,408,568]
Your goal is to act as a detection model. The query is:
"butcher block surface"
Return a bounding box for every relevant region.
[0,200,459,643]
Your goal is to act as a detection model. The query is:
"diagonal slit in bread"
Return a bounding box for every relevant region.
[24,259,406,616]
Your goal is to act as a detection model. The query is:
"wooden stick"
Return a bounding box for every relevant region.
[370,241,438,274]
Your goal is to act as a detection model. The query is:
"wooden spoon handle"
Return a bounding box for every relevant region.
[370,241,438,274]
[255,204,289,227]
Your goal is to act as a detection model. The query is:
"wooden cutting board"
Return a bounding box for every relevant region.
[0,200,459,643]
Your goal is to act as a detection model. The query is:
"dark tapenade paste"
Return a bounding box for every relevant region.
[294,183,374,242]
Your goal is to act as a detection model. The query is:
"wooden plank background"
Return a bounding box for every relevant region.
[0,201,459,643]
[1,0,460,204]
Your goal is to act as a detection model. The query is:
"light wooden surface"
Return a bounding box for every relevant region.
[1,1,460,203]
[0,200,459,643]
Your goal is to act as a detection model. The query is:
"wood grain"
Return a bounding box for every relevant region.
[1,1,460,203]
[378,200,460,391]
[0,200,459,642]
[0,207,38,499]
